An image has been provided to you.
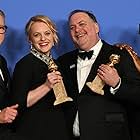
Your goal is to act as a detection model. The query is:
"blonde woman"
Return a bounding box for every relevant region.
[11,15,69,140]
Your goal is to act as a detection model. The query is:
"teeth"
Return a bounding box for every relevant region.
[41,43,48,45]
[78,34,83,37]
[77,35,83,38]
[77,34,84,38]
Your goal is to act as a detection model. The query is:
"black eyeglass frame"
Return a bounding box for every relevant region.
[0,25,8,34]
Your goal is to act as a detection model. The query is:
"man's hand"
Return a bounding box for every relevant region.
[97,64,120,88]
[115,43,140,72]
[0,104,18,123]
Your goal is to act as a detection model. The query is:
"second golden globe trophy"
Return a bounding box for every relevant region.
[48,58,73,105]
[86,54,120,95]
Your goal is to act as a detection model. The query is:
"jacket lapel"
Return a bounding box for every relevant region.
[69,50,79,94]
[0,57,10,87]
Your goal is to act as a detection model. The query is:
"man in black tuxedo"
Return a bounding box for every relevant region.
[58,9,140,140]
[0,9,21,140]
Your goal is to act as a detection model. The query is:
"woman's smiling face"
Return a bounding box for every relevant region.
[29,21,54,54]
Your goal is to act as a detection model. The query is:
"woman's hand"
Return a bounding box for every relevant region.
[46,71,62,89]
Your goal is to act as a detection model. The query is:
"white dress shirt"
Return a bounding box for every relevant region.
[0,68,4,81]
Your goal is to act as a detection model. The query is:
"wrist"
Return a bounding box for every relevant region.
[113,78,121,88]
[44,81,52,90]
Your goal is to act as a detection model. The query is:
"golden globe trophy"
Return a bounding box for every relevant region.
[115,43,140,72]
[48,58,73,105]
[86,54,120,95]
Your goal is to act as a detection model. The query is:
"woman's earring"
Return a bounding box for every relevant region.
[51,41,54,46]
[30,43,33,49]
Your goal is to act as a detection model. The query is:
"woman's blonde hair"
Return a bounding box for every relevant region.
[25,15,58,45]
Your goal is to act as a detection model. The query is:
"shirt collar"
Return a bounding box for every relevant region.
[78,39,103,61]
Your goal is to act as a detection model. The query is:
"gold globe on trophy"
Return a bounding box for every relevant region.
[48,58,73,105]
[86,54,120,95]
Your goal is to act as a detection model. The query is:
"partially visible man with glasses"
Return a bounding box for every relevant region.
[0,10,7,42]
[0,9,24,140]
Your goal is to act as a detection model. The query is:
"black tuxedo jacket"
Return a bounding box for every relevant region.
[0,55,10,109]
[58,41,140,140]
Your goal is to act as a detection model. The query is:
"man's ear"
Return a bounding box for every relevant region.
[94,22,99,34]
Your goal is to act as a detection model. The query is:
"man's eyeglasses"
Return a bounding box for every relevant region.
[0,25,7,34]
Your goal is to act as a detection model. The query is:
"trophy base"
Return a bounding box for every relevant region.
[54,96,73,106]
[86,82,104,95]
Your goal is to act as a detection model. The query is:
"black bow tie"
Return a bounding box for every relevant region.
[78,50,93,60]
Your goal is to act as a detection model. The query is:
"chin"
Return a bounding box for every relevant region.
[42,50,50,54]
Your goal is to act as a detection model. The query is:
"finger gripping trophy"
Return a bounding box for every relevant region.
[48,58,73,105]
[86,54,120,95]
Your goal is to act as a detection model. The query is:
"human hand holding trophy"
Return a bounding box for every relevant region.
[86,54,120,95]
[48,58,73,105]
[115,43,140,72]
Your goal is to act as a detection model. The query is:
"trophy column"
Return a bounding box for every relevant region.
[48,59,73,105]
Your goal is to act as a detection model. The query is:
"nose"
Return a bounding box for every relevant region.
[75,25,81,33]
[40,34,46,41]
